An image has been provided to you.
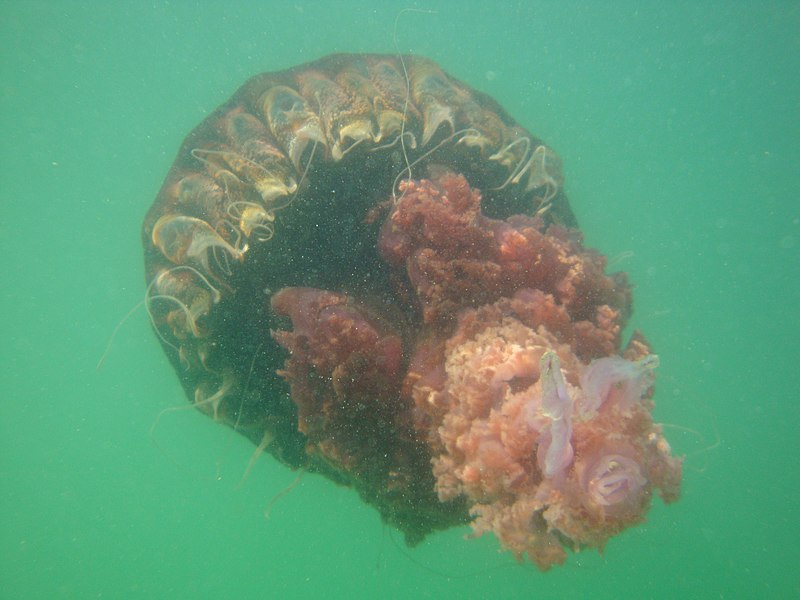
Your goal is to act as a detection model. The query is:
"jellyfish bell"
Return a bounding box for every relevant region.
[141,53,681,568]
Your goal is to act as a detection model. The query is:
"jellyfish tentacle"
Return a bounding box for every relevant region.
[237,429,275,489]
[370,130,417,153]
[143,271,185,351]
[152,214,246,279]
[193,370,236,422]
[293,139,318,198]
[226,200,276,241]
[520,145,563,206]
[190,148,245,188]
[391,127,481,201]
[158,265,222,305]
[140,55,613,568]
[144,267,218,344]
[490,136,532,190]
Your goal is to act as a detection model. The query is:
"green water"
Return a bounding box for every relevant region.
[1,1,798,598]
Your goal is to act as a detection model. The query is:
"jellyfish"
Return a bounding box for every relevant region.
[141,54,681,568]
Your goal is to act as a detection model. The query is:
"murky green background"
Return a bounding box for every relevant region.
[2,1,798,598]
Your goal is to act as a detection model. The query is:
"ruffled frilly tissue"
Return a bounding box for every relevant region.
[272,172,682,569]
[389,174,682,569]
[405,292,681,569]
